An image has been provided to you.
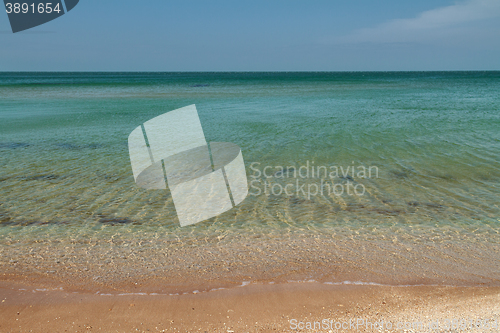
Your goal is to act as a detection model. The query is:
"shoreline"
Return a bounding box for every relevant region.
[2,233,500,296]
[1,279,499,332]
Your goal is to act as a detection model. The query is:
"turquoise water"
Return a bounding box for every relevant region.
[1,72,499,288]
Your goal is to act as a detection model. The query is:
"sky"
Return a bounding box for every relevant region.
[1,0,500,71]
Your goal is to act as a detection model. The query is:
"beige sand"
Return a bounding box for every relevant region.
[1,277,499,333]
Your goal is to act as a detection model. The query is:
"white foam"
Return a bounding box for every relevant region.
[70,279,464,298]
[322,281,455,287]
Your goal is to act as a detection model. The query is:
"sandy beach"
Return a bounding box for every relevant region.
[2,230,499,332]
[1,276,499,332]
[1,224,499,332]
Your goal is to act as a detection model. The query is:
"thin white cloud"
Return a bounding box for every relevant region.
[335,0,500,44]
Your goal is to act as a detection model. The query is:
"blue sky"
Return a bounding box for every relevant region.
[1,0,499,71]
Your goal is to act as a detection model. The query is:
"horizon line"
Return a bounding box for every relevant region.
[1,70,499,73]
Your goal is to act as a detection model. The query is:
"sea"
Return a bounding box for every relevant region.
[0,72,499,292]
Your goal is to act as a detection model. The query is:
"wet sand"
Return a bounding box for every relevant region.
[2,232,499,332]
[2,233,500,296]
[1,277,499,332]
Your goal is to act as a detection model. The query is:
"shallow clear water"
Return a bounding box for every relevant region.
[1,72,499,288]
